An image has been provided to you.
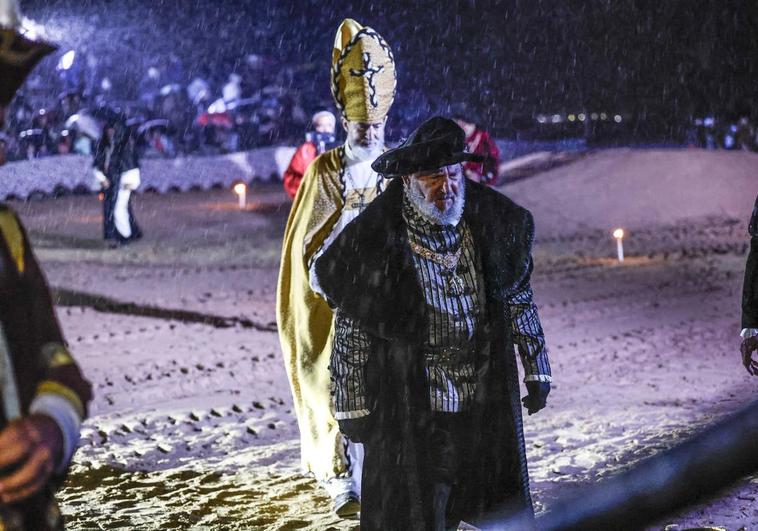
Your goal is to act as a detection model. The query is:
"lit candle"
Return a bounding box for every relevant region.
[613,228,625,262]
[234,183,247,210]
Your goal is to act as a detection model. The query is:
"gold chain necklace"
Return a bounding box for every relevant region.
[409,240,461,269]
[343,147,385,213]
[345,165,370,212]
[409,239,466,296]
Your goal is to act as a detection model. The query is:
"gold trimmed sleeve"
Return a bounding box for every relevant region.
[294,151,345,268]
[0,208,25,273]
[35,380,85,420]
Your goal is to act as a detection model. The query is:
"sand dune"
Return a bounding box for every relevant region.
[502,148,757,236]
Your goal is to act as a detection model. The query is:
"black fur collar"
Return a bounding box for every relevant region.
[315,178,534,340]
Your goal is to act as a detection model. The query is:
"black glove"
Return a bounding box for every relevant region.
[522,381,550,415]
[338,414,373,443]
[741,336,758,376]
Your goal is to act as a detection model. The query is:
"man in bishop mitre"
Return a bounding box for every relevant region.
[276,18,396,517]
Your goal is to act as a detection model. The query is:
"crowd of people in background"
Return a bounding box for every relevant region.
[0,48,316,165]
[2,0,755,171]
[0,0,498,171]
[687,115,758,151]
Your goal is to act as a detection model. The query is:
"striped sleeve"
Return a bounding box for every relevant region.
[507,286,552,383]
[330,310,373,419]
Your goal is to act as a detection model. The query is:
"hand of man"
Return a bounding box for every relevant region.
[0,414,62,504]
[338,415,373,444]
[741,336,758,376]
[522,382,550,416]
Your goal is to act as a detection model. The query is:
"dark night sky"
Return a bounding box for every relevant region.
[22,0,758,128]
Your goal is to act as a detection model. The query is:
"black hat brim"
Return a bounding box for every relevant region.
[371,142,484,178]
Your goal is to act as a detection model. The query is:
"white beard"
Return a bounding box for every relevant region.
[405,178,466,226]
[347,138,384,162]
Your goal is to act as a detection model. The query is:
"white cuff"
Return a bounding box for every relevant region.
[741,328,758,339]
[524,374,552,383]
[308,258,326,299]
[93,169,108,183]
[29,393,83,474]
[334,409,371,420]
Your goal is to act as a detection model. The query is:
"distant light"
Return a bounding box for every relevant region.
[57,50,76,71]
[101,77,112,91]
[536,115,547,124]
[578,113,586,122]
[614,115,622,123]
[551,114,562,123]
[590,113,599,121]
[234,183,247,210]
[567,114,576,122]
[600,112,608,121]
[613,228,625,262]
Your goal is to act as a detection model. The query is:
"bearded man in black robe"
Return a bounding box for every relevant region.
[741,195,758,375]
[314,116,552,530]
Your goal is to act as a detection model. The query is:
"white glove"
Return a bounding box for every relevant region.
[92,169,109,190]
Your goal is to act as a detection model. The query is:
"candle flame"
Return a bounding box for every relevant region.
[613,228,624,239]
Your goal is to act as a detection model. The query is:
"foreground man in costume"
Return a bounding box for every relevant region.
[741,194,758,375]
[0,8,93,530]
[276,18,396,516]
[315,117,552,530]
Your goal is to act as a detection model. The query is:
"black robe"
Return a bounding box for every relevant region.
[315,179,537,530]
[92,125,142,243]
[743,195,758,329]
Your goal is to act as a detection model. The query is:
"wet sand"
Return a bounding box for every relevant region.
[10,149,758,530]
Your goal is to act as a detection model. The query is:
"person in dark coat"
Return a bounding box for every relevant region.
[0,15,93,530]
[741,194,758,375]
[314,117,552,530]
[93,116,142,246]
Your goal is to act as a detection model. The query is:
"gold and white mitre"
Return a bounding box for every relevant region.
[331,18,396,123]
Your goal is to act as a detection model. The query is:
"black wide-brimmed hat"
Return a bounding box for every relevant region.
[371,116,484,178]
